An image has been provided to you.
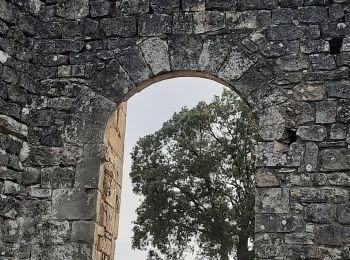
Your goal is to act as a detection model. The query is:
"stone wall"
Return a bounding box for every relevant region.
[1,0,350,259]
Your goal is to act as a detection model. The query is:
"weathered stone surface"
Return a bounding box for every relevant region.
[140,38,171,75]
[71,221,96,243]
[276,55,310,71]
[295,6,328,23]
[328,172,350,186]
[218,46,256,82]
[256,214,302,232]
[316,101,337,124]
[52,189,99,220]
[193,11,225,33]
[198,36,231,73]
[258,106,285,140]
[2,1,350,259]
[101,16,137,37]
[182,0,205,12]
[0,0,16,23]
[304,142,318,172]
[169,35,203,70]
[336,203,350,224]
[305,204,335,223]
[0,115,28,139]
[330,124,347,140]
[293,84,324,101]
[297,125,327,141]
[138,14,172,36]
[227,11,257,29]
[56,0,89,19]
[255,168,279,187]
[256,188,290,213]
[316,225,350,245]
[337,100,350,124]
[285,233,315,245]
[291,188,348,203]
[117,47,152,84]
[267,25,303,41]
[320,149,350,171]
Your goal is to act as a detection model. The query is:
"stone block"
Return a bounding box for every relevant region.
[193,11,225,33]
[117,46,152,84]
[320,149,350,171]
[256,214,302,233]
[218,46,256,83]
[315,225,350,245]
[295,6,328,23]
[52,188,99,220]
[300,39,329,54]
[90,0,111,17]
[315,101,336,124]
[305,203,335,223]
[139,38,171,75]
[198,36,232,73]
[118,0,149,14]
[150,0,180,13]
[291,188,348,203]
[330,124,347,140]
[0,0,16,24]
[57,0,89,19]
[172,12,194,34]
[256,188,290,213]
[297,125,327,142]
[304,142,318,172]
[255,168,279,187]
[138,14,172,36]
[321,22,350,38]
[293,84,324,101]
[337,100,350,124]
[328,172,350,186]
[0,115,28,139]
[41,167,75,188]
[238,0,278,10]
[310,54,337,71]
[267,24,303,41]
[276,55,309,72]
[258,106,285,141]
[100,16,137,37]
[284,233,315,245]
[182,0,205,11]
[169,35,203,71]
[329,4,344,22]
[226,11,258,29]
[336,203,350,224]
[71,221,96,244]
[272,8,293,24]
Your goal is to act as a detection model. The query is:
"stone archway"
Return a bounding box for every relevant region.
[0,0,349,259]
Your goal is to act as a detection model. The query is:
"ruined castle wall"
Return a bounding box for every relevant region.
[0,0,350,259]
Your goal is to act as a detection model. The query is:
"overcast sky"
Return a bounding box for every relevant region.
[114,77,225,260]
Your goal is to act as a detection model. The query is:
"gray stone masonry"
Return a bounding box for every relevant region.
[0,0,350,259]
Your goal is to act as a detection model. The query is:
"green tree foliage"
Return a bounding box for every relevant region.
[130,90,256,260]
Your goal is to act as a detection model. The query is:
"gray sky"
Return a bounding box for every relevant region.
[114,77,225,260]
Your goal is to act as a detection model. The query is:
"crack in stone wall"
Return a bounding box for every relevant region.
[1,0,350,259]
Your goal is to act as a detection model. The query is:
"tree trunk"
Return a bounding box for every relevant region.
[236,234,254,260]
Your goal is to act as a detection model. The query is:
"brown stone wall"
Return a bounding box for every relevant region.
[98,103,127,259]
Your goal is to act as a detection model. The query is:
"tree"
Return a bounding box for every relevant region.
[130,90,256,260]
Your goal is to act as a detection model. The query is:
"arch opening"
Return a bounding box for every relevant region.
[103,74,257,260]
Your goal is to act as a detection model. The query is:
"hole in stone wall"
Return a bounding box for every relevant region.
[329,37,343,54]
[285,129,297,145]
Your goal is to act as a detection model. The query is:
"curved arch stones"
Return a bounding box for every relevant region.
[1,0,350,259]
